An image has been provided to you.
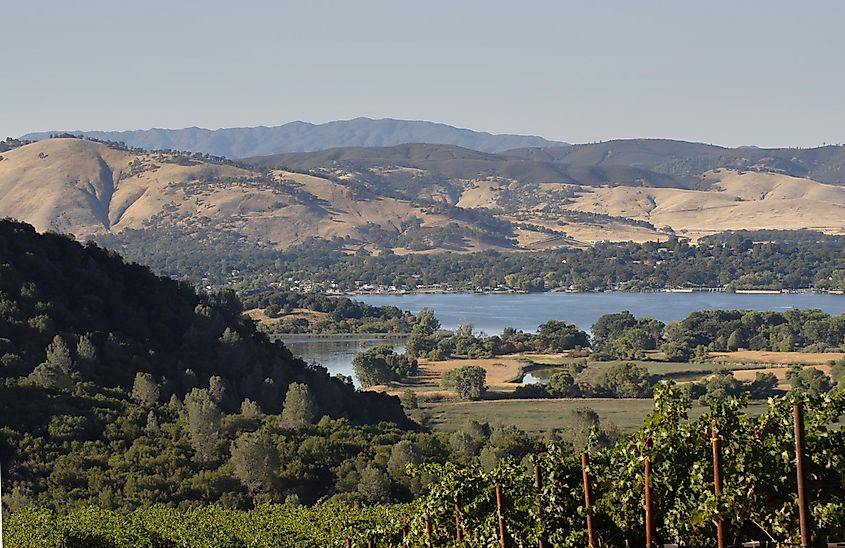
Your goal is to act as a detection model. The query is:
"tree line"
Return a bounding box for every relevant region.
[92,227,845,291]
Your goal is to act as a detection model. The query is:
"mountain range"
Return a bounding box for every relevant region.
[20,118,566,159]
[3,132,845,265]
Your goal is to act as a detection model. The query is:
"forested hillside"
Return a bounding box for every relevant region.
[0,219,424,510]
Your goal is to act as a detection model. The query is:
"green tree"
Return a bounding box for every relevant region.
[357,466,391,503]
[591,311,637,353]
[748,371,779,398]
[75,335,98,372]
[546,370,580,397]
[440,365,487,400]
[131,372,160,408]
[45,335,73,370]
[352,345,418,387]
[786,365,833,396]
[405,308,440,358]
[726,329,743,351]
[399,389,419,409]
[563,406,600,452]
[536,320,590,351]
[595,362,653,398]
[28,360,73,392]
[281,382,318,428]
[28,335,75,392]
[230,430,279,495]
[184,388,222,464]
[387,439,420,479]
[700,368,744,402]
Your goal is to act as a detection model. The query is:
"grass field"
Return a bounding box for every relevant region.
[531,359,775,385]
[710,350,843,365]
[393,350,840,435]
[412,397,771,435]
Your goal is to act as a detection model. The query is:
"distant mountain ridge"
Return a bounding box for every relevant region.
[20,117,567,158]
[503,139,845,185]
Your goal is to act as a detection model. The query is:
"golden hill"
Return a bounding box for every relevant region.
[3,138,845,251]
[0,139,506,251]
[563,170,845,241]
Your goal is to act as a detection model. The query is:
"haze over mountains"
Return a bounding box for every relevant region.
[21,117,566,158]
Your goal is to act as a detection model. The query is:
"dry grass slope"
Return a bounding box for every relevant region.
[5,139,845,251]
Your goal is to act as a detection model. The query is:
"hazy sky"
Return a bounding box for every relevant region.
[3,0,843,147]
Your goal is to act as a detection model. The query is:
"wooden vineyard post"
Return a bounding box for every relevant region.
[644,438,655,547]
[535,464,545,548]
[711,430,726,548]
[455,495,462,543]
[425,511,432,548]
[793,403,812,548]
[582,452,596,547]
[402,515,409,548]
[345,539,351,548]
[496,484,507,548]
[367,540,374,548]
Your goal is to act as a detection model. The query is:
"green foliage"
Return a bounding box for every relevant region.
[352,345,418,387]
[663,308,845,355]
[230,430,280,496]
[0,219,407,427]
[535,320,591,352]
[0,219,424,518]
[412,320,590,362]
[185,387,223,464]
[130,372,160,408]
[786,365,834,397]
[97,228,845,294]
[594,362,654,398]
[399,389,419,409]
[5,502,413,547]
[832,358,845,385]
[440,366,487,400]
[592,312,665,359]
[406,386,845,546]
[280,382,318,428]
[7,390,845,545]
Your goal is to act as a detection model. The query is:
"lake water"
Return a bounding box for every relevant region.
[356,292,845,334]
[281,336,406,383]
[282,292,845,383]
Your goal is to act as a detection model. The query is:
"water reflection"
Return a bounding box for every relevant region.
[279,336,406,387]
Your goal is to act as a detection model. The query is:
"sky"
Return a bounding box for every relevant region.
[2,0,844,148]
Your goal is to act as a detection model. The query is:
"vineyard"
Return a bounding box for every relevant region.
[4,384,845,547]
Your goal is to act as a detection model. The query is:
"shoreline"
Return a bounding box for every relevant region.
[338,288,842,297]
[274,332,409,341]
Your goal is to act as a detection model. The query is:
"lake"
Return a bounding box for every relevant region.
[283,292,845,383]
[281,336,406,382]
[356,292,845,334]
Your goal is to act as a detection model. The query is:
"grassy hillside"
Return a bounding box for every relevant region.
[5,136,845,284]
[0,138,519,253]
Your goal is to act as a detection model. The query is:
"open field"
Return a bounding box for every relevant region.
[710,350,844,365]
[532,358,794,384]
[731,365,833,389]
[246,307,328,326]
[395,350,844,434]
[412,397,772,435]
[390,350,842,400]
[386,353,569,396]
